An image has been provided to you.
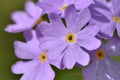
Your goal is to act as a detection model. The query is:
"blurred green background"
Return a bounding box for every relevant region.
[0,0,84,80]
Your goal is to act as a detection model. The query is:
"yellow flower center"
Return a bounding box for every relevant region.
[61,4,67,12]
[40,52,47,63]
[113,16,120,23]
[95,49,106,60]
[65,33,76,43]
[36,17,43,25]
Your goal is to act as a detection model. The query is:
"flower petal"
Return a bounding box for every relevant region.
[37,2,61,14]
[50,54,64,69]
[12,60,39,74]
[97,61,108,80]
[38,0,63,8]
[25,1,42,19]
[40,37,65,50]
[104,58,120,80]
[14,30,40,59]
[65,5,91,32]
[28,62,55,80]
[5,24,30,33]
[38,63,55,80]
[48,13,67,34]
[76,8,91,31]
[99,22,115,39]
[5,11,34,33]
[77,37,101,51]
[78,23,100,37]
[77,24,101,50]
[105,36,120,56]
[65,5,77,32]
[15,61,54,80]
[39,21,67,37]
[74,0,94,10]
[19,63,41,80]
[48,13,64,26]
[63,45,76,69]
[47,42,67,60]
[111,0,120,16]
[89,0,111,23]
[83,61,98,80]
[74,44,90,66]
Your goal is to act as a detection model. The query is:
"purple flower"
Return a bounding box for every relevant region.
[37,0,94,17]
[12,30,62,80]
[83,37,120,80]
[5,1,43,33]
[111,0,120,36]
[89,0,113,39]
[90,0,120,39]
[38,5,101,69]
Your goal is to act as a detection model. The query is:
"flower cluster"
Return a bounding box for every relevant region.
[5,0,120,80]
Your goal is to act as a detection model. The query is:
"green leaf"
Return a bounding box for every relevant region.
[53,66,84,80]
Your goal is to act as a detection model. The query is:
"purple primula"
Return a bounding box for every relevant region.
[37,0,94,17]
[89,0,114,39]
[5,1,43,33]
[90,0,120,39]
[12,30,62,80]
[111,0,120,37]
[83,37,120,80]
[38,5,101,69]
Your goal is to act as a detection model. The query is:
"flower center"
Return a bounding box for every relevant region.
[61,4,67,12]
[36,17,43,25]
[113,16,120,23]
[40,52,47,63]
[95,49,106,60]
[65,33,76,43]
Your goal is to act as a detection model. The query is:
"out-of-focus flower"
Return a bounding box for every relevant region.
[83,37,120,80]
[5,1,43,33]
[111,0,120,37]
[90,0,120,39]
[12,30,62,80]
[89,0,114,39]
[38,5,101,69]
[37,0,94,17]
